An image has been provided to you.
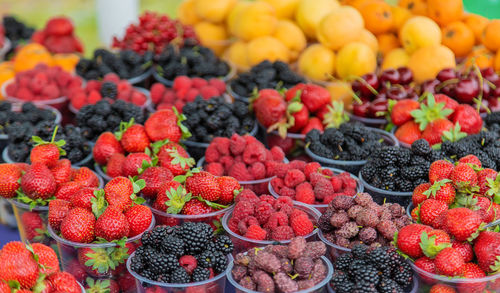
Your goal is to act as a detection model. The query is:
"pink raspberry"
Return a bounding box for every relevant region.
[270,177,284,194]
[290,208,307,220]
[265,150,273,161]
[212,137,230,156]
[289,160,306,172]
[234,155,243,163]
[238,216,259,235]
[232,201,255,221]
[235,189,259,204]
[295,182,315,205]
[249,162,266,180]
[279,186,296,198]
[274,196,293,210]
[270,146,285,162]
[255,201,275,225]
[243,142,267,165]
[244,135,258,145]
[304,162,321,180]
[313,178,334,200]
[245,224,267,240]
[322,194,337,205]
[228,217,239,233]
[343,188,357,196]
[265,212,289,230]
[272,226,294,241]
[291,214,314,236]
[205,144,220,163]
[275,163,289,178]
[229,162,253,181]
[264,161,279,177]
[284,169,306,188]
[321,168,334,176]
[259,195,276,206]
[309,172,325,187]
[330,176,343,192]
[206,163,224,176]
[341,174,357,190]
[279,204,294,216]
[230,134,246,155]
[219,156,235,171]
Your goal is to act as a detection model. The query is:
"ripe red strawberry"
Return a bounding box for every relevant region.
[0,163,22,198]
[139,166,174,198]
[253,89,287,128]
[145,109,188,142]
[95,207,130,241]
[412,183,430,206]
[216,176,241,205]
[121,153,152,177]
[30,128,66,168]
[47,272,81,293]
[394,120,422,145]
[45,17,74,35]
[432,94,458,116]
[0,242,39,289]
[300,117,324,135]
[414,256,436,276]
[475,196,495,223]
[70,187,97,210]
[21,162,57,200]
[21,211,45,242]
[152,181,183,212]
[55,181,81,201]
[154,140,194,176]
[117,122,151,153]
[458,154,482,168]
[431,181,455,206]
[473,231,500,273]
[50,159,72,185]
[181,199,213,215]
[60,207,96,243]
[429,160,454,184]
[288,104,309,133]
[106,152,125,178]
[477,168,497,195]
[444,208,483,242]
[72,167,99,188]
[104,177,134,211]
[300,84,331,113]
[93,132,124,166]
[419,199,448,226]
[421,118,453,145]
[185,171,221,202]
[435,247,465,276]
[451,240,474,263]
[32,243,60,275]
[48,199,72,231]
[391,99,420,126]
[396,224,433,258]
[451,104,483,134]
[457,262,487,293]
[429,284,458,293]
[125,205,152,237]
[450,163,478,189]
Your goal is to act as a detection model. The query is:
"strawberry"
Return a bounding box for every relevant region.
[457,263,487,293]
[414,256,436,276]
[185,171,221,202]
[55,181,81,201]
[0,164,22,198]
[419,229,451,258]
[181,199,213,215]
[216,176,241,205]
[435,247,465,276]
[253,89,287,128]
[48,199,72,231]
[394,120,421,145]
[60,207,96,243]
[145,108,190,142]
[50,159,72,185]
[155,141,194,176]
[300,117,324,135]
[424,180,456,205]
[104,177,134,211]
[429,160,454,184]
[474,231,500,273]
[86,278,120,293]
[451,104,482,135]
[411,93,453,135]
[72,167,99,188]
[124,205,152,237]
[95,207,129,241]
[444,208,483,242]
[429,284,458,293]
[121,153,152,177]
[0,242,39,289]
[115,120,150,153]
[412,183,430,206]
[21,162,57,200]
[93,132,124,166]
[47,272,81,293]
[21,212,45,242]
[475,196,495,223]
[288,104,309,133]
[285,83,306,101]
[32,243,60,275]
[30,126,66,168]
[451,240,474,263]
[300,84,331,113]
[419,199,448,226]
[450,163,478,190]
[432,94,458,117]
[138,166,174,198]
[153,183,187,213]
[70,187,97,210]
[477,168,497,195]
[396,224,433,258]
[390,99,420,126]
[45,17,74,36]
[106,153,125,178]
[458,154,482,168]
[421,118,453,145]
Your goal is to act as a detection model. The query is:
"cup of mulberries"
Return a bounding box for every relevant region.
[127,222,234,292]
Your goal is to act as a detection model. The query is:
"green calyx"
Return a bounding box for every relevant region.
[167,148,195,169]
[85,278,112,293]
[91,190,108,219]
[195,196,229,210]
[323,101,349,129]
[486,174,500,204]
[419,231,451,259]
[137,158,158,175]
[32,125,66,156]
[114,118,135,141]
[173,167,200,184]
[411,93,453,131]
[172,106,192,140]
[83,246,128,274]
[15,189,53,210]
[423,179,451,198]
[129,177,146,205]
[441,123,467,144]
[164,186,191,214]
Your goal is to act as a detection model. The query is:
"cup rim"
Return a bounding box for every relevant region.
[0,103,61,139]
[348,112,388,125]
[410,259,500,283]
[182,120,259,148]
[358,171,413,197]
[2,78,69,105]
[148,201,233,220]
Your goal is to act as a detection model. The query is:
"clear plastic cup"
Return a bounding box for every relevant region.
[347,112,388,128]
[390,127,411,149]
[127,66,153,85]
[0,37,11,60]
[126,251,232,293]
[0,198,17,228]
[227,251,333,293]
[358,172,413,206]
[268,167,364,213]
[226,81,250,103]
[317,229,351,262]
[94,163,112,183]
[407,202,414,219]
[304,128,399,174]
[221,201,321,253]
[327,272,419,293]
[9,199,51,244]
[2,78,69,111]
[48,214,154,292]
[153,62,236,87]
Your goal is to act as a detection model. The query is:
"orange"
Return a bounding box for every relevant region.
[177,0,201,25]
[336,42,376,79]
[494,49,500,72]
[398,0,427,16]
[0,62,15,99]
[52,54,80,72]
[463,14,488,44]
[13,43,54,72]
[427,0,463,26]
[391,6,412,31]
[441,21,474,57]
[399,16,441,54]
[465,46,494,69]
[482,20,500,52]
[316,6,364,51]
[377,33,400,56]
[358,0,394,35]
[408,45,456,83]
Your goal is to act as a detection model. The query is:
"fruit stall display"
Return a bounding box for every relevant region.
[0,0,499,292]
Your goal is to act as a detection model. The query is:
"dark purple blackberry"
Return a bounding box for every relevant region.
[156,274,170,283]
[192,267,210,282]
[197,250,215,269]
[148,253,179,274]
[411,139,431,156]
[378,277,404,293]
[212,251,228,274]
[353,265,380,285]
[179,222,213,254]
[353,280,378,293]
[331,271,354,293]
[170,267,190,284]
[100,82,118,99]
[318,209,334,232]
[334,252,353,271]
[142,226,174,249]
[366,247,391,271]
[161,235,185,257]
[392,262,413,287]
[130,255,145,273]
[212,235,234,255]
[351,244,368,259]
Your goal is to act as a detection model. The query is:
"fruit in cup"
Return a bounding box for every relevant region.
[31,16,83,54]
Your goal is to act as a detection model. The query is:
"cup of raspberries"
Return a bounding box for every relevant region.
[197,133,287,195]
[127,222,234,292]
[222,189,321,253]
[227,237,333,293]
[268,161,362,211]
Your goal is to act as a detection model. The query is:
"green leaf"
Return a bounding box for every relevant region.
[441,123,467,143]
[195,196,229,210]
[411,93,453,131]
[419,231,451,258]
[173,106,192,140]
[114,118,135,141]
[287,101,303,114]
[165,186,191,214]
[168,148,195,169]
[323,101,349,129]
[91,189,108,219]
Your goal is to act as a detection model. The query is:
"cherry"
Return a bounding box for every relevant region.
[421,79,440,94]
[436,68,457,82]
[481,80,491,98]
[368,97,388,118]
[488,97,500,112]
[480,67,499,83]
[379,69,400,85]
[352,99,371,117]
[440,83,456,98]
[397,67,413,85]
[479,99,489,114]
[352,73,379,98]
[493,80,500,98]
[455,78,479,104]
[406,92,419,100]
[386,86,407,101]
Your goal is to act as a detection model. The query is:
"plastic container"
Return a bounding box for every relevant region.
[221,202,321,253]
[0,37,11,61]
[407,202,414,219]
[147,93,233,114]
[153,62,236,87]
[94,162,112,183]
[127,252,232,293]
[318,229,352,262]
[390,127,411,149]
[326,272,419,293]
[358,172,413,206]
[10,200,51,244]
[2,78,69,111]
[127,66,153,86]
[226,81,250,103]
[268,167,364,213]
[305,128,399,174]
[0,198,17,228]
[227,252,333,293]
[48,214,154,292]
[348,112,388,128]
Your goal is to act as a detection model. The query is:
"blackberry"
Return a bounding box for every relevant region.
[148,253,179,274]
[310,142,334,158]
[411,139,431,156]
[140,268,157,280]
[142,226,174,248]
[161,236,185,257]
[410,155,430,169]
[130,255,145,273]
[378,277,404,293]
[157,274,170,283]
[349,259,367,275]
[354,265,380,285]
[392,262,413,287]
[170,267,190,284]
[192,267,210,282]
[353,281,378,293]
[401,165,426,180]
[179,222,213,254]
[366,247,391,271]
[331,271,354,293]
[212,235,234,255]
[352,244,368,259]
[197,250,215,269]
[212,251,228,274]
[361,164,377,182]
[378,146,399,165]
[334,253,353,271]
[100,82,118,99]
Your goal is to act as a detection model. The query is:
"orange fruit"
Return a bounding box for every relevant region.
[377,33,400,56]
[399,16,441,54]
[463,14,488,44]
[441,21,474,57]
[391,6,412,31]
[316,6,364,51]
[465,46,494,69]
[13,43,54,72]
[494,49,500,72]
[336,42,376,79]
[52,54,80,72]
[427,0,463,26]
[408,45,456,83]
[356,29,378,53]
[382,48,410,70]
[358,0,393,35]
[398,0,427,16]
[482,20,500,52]
[177,0,201,25]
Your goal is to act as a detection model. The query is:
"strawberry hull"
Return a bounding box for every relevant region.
[358,172,413,207]
[126,251,231,293]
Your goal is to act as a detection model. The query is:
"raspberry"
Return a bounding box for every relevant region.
[179,255,198,274]
[275,163,290,178]
[279,186,296,198]
[265,212,289,230]
[200,85,220,99]
[343,188,356,196]
[103,73,120,83]
[265,150,274,161]
[309,172,325,187]
[235,189,259,204]
[219,156,235,171]
[321,168,334,177]
[208,78,226,95]
[304,162,321,180]
[244,135,258,145]
[234,155,243,163]
[192,77,208,89]
[272,226,294,241]
[259,195,276,206]
[264,161,278,177]
[173,76,193,92]
[284,169,306,188]
[245,224,267,240]
[230,134,246,156]
[274,196,293,210]
[228,217,239,233]
[185,88,199,102]
[341,175,357,190]
[270,177,284,194]
[238,216,259,235]
[131,91,146,106]
[86,80,101,92]
[205,144,220,163]
[232,201,255,221]
[313,178,334,200]
[295,182,315,205]
[243,142,267,165]
[206,163,224,176]
[322,194,338,204]
[289,160,306,172]
[330,176,342,192]
[162,90,176,103]
[249,162,266,180]
[88,90,102,104]
[229,162,253,181]
[270,146,285,162]
[212,137,230,156]
[291,214,314,236]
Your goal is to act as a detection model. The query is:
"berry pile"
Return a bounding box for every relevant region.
[306,122,388,161]
[2,15,34,53]
[0,101,57,135]
[484,111,500,134]
[330,244,414,293]
[4,64,82,102]
[7,123,91,164]
[69,73,148,110]
[411,155,500,226]
[360,140,443,192]
[150,76,226,111]
[319,194,411,249]
[112,11,197,55]
[0,242,82,293]
[227,193,316,241]
[270,161,357,205]
[231,237,328,292]
[31,17,83,54]
[76,49,153,81]
[156,44,230,81]
[75,99,145,141]
[130,223,233,286]
[182,97,255,143]
[229,61,305,99]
